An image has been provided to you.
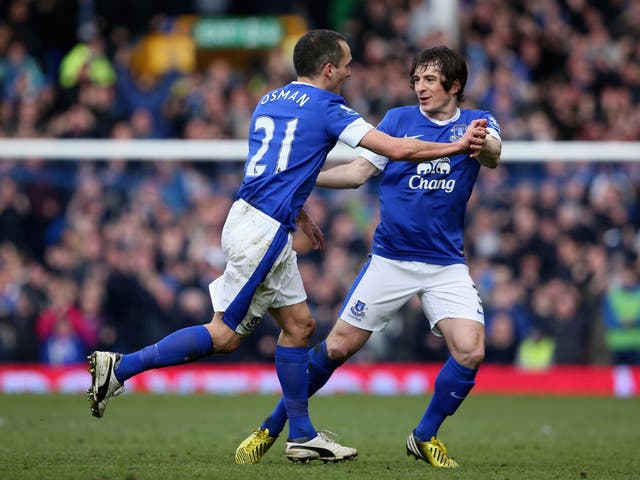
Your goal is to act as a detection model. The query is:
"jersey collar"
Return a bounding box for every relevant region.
[419,107,461,125]
[291,80,317,88]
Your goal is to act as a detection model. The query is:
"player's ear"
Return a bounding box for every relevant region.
[322,62,334,78]
[450,79,461,95]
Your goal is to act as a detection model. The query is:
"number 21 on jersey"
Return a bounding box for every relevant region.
[246,116,299,176]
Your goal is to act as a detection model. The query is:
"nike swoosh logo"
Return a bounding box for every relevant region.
[450,391,465,400]
[403,134,423,139]
[477,309,484,315]
[96,355,113,400]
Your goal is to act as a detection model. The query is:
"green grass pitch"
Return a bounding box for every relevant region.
[0,393,638,479]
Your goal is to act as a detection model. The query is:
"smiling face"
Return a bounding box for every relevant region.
[412,63,460,120]
[293,30,352,94]
[409,46,468,120]
[326,40,353,94]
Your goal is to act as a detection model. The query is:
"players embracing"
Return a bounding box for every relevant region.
[236,45,501,469]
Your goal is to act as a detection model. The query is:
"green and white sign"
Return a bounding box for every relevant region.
[193,17,284,49]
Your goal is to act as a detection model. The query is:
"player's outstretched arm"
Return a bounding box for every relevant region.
[359,119,487,162]
[316,156,379,189]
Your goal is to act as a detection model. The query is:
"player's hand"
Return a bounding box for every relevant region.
[298,216,325,250]
[469,119,488,129]
[463,119,488,158]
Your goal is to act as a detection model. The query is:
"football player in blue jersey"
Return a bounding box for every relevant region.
[235,45,501,468]
[86,32,487,464]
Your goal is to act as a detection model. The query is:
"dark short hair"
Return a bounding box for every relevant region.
[409,46,467,103]
[293,29,347,78]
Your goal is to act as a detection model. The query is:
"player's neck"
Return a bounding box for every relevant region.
[296,75,338,94]
[297,76,320,87]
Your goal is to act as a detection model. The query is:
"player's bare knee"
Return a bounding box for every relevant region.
[298,317,316,344]
[205,318,243,354]
[456,346,484,369]
[282,314,315,344]
[214,334,243,354]
[324,337,353,363]
[469,347,485,368]
[325,322,369,362]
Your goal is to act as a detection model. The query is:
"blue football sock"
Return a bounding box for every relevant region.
[262,341,342,437]
[114,325,214,382]
[414,356,477,441]
[274,345,317,441]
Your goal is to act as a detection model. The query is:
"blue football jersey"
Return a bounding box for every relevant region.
[362,107,501,265]
[236,81,372,231]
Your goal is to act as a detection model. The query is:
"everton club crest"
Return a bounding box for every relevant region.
[449,124,467,142]
[349,300,367,320]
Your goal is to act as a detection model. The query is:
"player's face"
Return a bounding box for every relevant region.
[327,41,352,94]
[412,63,458,119]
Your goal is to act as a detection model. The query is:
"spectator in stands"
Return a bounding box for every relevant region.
[36,275,99,364]
[548,279,588,364]
[0,177,30,248]
[602,262,640,365]
[58,35,116,90]
[114,61,182,138]
[483,267,534,362]
[3,0,41,59]
[485,311,519,364]
[0,244,26,361]
[0,39,45,106]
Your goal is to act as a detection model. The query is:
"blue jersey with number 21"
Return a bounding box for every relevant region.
[236,81,373,231]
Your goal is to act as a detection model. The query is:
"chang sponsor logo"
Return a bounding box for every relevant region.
[409,159,455,192]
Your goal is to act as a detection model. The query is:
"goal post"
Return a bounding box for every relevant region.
[0,139,638,162]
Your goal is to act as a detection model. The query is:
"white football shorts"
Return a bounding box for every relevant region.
[339,254,484,336]
[208,199,306,336]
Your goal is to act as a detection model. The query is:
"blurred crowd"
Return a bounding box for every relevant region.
[0,0,639,366]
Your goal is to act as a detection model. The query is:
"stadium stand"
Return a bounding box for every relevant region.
[0,0,639,368]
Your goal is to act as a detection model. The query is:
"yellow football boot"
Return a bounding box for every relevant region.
[406,431,460,468]
[235,428,277,464]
